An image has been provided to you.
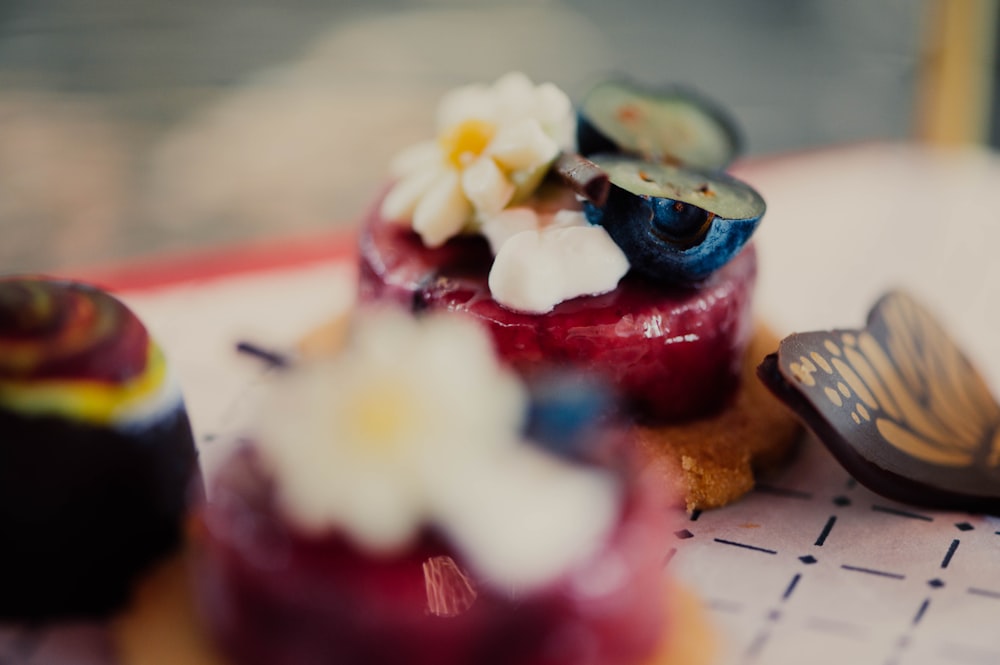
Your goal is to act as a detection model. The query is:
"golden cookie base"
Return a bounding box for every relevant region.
[632,325,802,512]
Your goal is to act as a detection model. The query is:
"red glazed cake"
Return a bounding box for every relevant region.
[359,193,756,421]
[0,277,198,620]
[357,73,799,508]
[191,309,703,665]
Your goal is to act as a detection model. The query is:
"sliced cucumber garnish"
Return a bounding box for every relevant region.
[577,80,741,171]
[583,154,764,283]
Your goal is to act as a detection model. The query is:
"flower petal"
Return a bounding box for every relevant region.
[488,118,560,173]
[334,468,425,552]
[438,84,496,131]
[492,71,536,123]
[408,314,526,443]
[533,82,575,150]
[380,166,441,222]
[433,447,621,590]
[461,157,515,216]
[413,170,472,247]
[389,140,442,178]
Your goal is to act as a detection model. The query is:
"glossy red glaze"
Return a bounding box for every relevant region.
[358,201,757,421]
[194,449,672,665]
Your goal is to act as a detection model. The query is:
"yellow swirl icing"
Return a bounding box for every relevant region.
[0,343,171,427]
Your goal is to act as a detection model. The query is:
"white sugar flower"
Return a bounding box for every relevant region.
[380,73,574,248]
[254,309,620,590]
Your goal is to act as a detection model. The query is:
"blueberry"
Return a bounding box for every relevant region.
[577,80,741,171]
[583,154,765,283]
[525,372,615,459]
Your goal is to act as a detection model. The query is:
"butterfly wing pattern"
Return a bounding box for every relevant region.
[758,291,1000,512]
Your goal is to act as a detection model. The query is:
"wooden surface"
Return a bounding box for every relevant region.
[915,0,999,144]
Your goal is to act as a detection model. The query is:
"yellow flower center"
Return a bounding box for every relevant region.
[345,381,419,455]
[440,119,496,169]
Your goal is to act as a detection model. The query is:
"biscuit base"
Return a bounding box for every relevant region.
[631,325,802,512]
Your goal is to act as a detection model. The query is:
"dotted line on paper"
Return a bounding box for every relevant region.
[674,482,1000,665]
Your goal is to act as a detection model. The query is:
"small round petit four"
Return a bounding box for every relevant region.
[194,310,679,665]
[356,72,799,508]
[0,277,198,619]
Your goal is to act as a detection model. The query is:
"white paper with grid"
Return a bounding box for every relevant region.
[671,438,1000,665]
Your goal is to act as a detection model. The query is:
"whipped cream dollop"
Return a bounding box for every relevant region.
[487,210,629,314]
[254,309,621,590]
[380,73,631,313]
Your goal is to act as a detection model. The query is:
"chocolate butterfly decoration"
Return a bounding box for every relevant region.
[758,291,1000,512]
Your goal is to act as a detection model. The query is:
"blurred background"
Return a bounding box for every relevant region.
[1,0,997,273]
